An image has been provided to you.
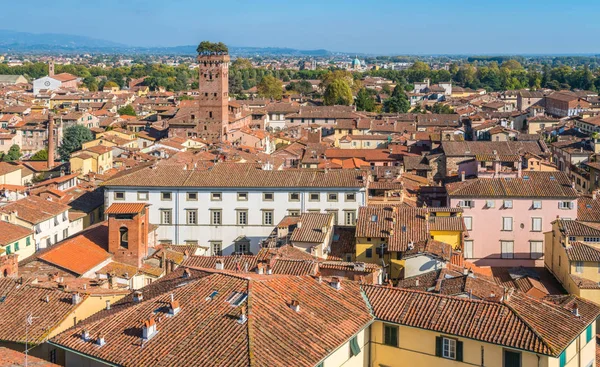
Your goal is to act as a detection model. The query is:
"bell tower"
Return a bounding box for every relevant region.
[48,60,55,77]
[105,203,149,268]
[197,48,230,142]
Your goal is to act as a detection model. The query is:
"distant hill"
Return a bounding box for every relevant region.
[0,30,126,50]
[0,30,334,56]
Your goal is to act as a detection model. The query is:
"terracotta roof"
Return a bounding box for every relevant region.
[0,196,69,225]
[441,141,544,157]
[556,220,600,237]
[103,163,368,188]
[270,259,318,276]
[290,213,333,243]
[0,221,32,245]
[37,223,111,276]
[446,171,578,198]
[578,195,600,222]
[50,270,373,367]
[0,278,88,345]
[104,203,147,214]
[356,206,429,252]
[363,285,600,357]
[428,216,466,232]
[52,73,78,82]
[566,242,600,262]
[0,347,60,366]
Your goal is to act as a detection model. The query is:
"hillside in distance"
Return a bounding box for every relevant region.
[0,30,334,56]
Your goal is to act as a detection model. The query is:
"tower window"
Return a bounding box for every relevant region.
[209,111,213,118]
[119,227,129,249]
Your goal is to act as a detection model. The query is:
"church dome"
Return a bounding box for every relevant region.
[351,57,361,69]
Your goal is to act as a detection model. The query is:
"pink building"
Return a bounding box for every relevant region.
[447,171,578,267]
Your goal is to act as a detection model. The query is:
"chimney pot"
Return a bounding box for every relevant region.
[105,300,111,310]
[215,260,224,270]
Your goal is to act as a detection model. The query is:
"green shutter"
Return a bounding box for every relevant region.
[435,336,443,357]
[13,242,18,251]
[350,336,360,356]
[5,245,10,254]
[456,341,463,362]
[26,237,31,246]
[559,351,566,367]
[586,324,593,343]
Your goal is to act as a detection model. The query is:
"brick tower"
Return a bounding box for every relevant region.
[197,52,230,142]
[105,203,149,268]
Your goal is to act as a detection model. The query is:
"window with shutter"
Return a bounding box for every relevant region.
[349,336,360,357]
[383,324,398,347]
[504,349,521,367]
[586,324,593,343]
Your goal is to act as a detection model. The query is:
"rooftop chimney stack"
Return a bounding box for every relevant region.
[290,300,300,313]
[81,329,90,341]
[572,303,580,317]
[105,300,111,310]
[96,333,106,346]
[133,291,143,303]
[47,113,55,169]
[330,277,341,290]
[461,171,465,182]
[215,260,224,270]
[594,190,598,200]
[238,306,248,324]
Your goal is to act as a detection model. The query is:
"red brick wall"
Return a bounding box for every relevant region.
[108,209,149,267]
[197,54,230,142]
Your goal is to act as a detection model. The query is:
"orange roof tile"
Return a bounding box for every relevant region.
[105,203,147,215]
[37,223,111,275]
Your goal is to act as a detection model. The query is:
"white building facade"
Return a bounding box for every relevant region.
[103,164,368,255]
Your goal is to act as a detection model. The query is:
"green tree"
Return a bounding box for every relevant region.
[58,126,94,161]
[2,145,21,162]
[231,58,252,69]
[429,103,454,114]
[257,75,283,100]
[30,149,48,161]
[383,85,410,113]
[286,80,313,95]
[355,88,375,112]
[324,79,353,106]
[118,105,137,116]
[103,81,119,89]
[196,41,228,54]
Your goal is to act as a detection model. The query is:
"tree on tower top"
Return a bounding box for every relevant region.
[196,41,229,55]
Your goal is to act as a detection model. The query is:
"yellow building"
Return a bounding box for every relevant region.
[364,284,599,367]
[545,219,600,304]
[355,206,466,279]
[0,162,34,186]
[70,145,113,176]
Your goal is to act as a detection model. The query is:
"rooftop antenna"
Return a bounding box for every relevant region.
[24,313,39,367]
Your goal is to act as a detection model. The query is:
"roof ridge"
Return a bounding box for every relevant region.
[502,298,554,355]
[246,278,255,367]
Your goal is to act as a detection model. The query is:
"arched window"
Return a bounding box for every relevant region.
[119,227,129,249]
[3,269,7,277]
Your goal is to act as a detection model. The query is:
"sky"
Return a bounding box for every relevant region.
[2,0,600,55]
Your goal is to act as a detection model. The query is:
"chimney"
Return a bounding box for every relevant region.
[330,277,341,290]
[169,298,181,316]
[72,292,82,305]
[182,268,191,278]
[238,306,248,324]
[81,329,90,341]
[290,300,300,313]
[415,279,420,287]
[461,171,465,182]
[593,190,598,200]
[133,291,143,303]
[96,333,106,346]
[47,113,55,169]
[142,317,158,340]
[105,300,111,310]
[297,222,302,229]
[215,260,224,270]
[572,303,580,317]
[256,262,265,275]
